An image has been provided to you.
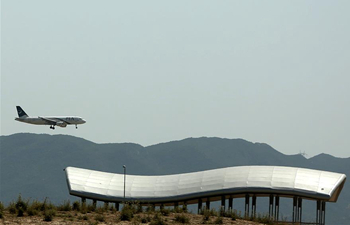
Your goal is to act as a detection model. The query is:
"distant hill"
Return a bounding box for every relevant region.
[0,133,349,224]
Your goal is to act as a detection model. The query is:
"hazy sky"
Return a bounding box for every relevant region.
[1,1,349,158]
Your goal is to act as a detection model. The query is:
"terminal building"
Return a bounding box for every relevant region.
[65,165,346,224]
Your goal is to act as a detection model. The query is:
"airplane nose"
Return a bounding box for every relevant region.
[82,119,86,124]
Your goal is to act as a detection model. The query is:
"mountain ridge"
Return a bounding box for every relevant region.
[0,133,349,224]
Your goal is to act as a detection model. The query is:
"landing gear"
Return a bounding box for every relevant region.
[75,124,78,129]
[50,125,55,130]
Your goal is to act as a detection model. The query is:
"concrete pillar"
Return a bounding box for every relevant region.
[245,194,250,218]
[115,202,119,211]
[206,198,210,210]
[183,201,187,211]
[81,197,86,208]
[228,196,233,211]
[92,199,97,210]
[292,196,297,223]
[251,195,256,218]
[198,199,203,214]
[298,197,303,223]
[174,202,179,211]
[221,195,226,212]
[274,195,280,221]
[104,201,109,210]
[321,201,326,225]
[269,194,274,219]
[316,200,327,225]
[316,200,321,224]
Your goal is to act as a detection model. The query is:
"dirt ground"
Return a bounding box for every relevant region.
[0,211,264,225]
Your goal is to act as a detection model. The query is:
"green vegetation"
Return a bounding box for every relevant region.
[57,200,72,211]
[159,207,170,216]
[120,204,135,221]
[94,214,105,222]
[77,215,89,220]
[0,201,4,218]
[214,216,223,224]
[72,200,80,211]
[43,209,56,221]
[1,196,292,224]
[175,214,190,223]
[150,213,167,225]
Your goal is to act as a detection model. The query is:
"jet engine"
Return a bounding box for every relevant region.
[56,121,67,127]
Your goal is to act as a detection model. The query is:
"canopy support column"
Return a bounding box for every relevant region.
[174,202,179,211]
[221,195,226,212]
[298,197,303,223]
[274,195,280,221]
[245,194,250,218]
[316,200,321,224]
[92,199,97,210]
[321,201,326,225]
[198,199,202,214]
[183,201,187,212]
[269,194,274,219]
[292,196,297,223]
[115,202,119,211]
[206,198,210,210]
[251,195,257,218]
[228,196,233,212]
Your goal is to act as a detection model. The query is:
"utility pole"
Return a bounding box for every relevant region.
[123,165,126,200]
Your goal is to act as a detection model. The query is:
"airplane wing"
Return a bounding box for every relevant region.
[39,117,59,125]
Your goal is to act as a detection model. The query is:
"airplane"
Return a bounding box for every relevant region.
[15,106,86,130]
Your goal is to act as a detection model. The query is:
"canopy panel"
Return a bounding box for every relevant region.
[65,166,346,203]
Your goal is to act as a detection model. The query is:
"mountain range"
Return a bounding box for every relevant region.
[0,133,349,224]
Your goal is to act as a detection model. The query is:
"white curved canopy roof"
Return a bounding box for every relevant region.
[65,166,346,203]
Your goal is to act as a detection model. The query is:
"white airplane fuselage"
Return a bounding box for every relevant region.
[15,116,86,127]
[15,106,86,129]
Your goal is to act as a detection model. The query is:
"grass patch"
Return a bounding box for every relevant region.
[150,213,167,225]
[72,201,81,211]
[57,200,72,211]
[43,209,56,221]
[214,216,223,224]
[0,202,3,219]
[95,214,105,222]
[120,204,134,221]
[175,214,190,223]
[160,207,170,216]
[78,215,89,220]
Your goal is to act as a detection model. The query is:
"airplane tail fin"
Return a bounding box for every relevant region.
[16,106,28,118]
